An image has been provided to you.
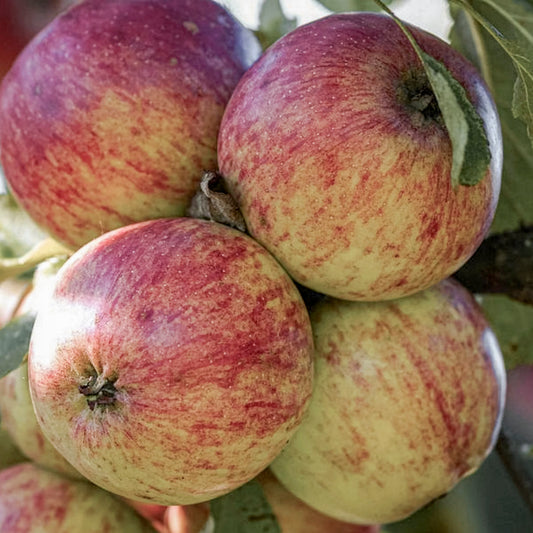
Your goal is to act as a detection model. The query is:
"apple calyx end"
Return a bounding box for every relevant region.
[78,373,118,411]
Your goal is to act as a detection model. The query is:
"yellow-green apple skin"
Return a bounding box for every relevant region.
[0,462,157,532]
[0,0,261,250]
[0,362,82,479]
[270,278,506,525]
[257,469,381,533]
[217,13,502,301]
[27,218,314,505]
[0,260,82,479]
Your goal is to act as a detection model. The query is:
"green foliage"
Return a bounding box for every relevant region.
[480,295,533,369]
[451,0,533,146]
[422,52,492,187]
[255,0,297,49]
[315,0,392,11]
[450,2,533,231]
[0,313,35,380]
[210,479,281,533]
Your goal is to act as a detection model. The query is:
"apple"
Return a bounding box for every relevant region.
[217,12,502,301]
[0,362,83,479]
[270,278,506,525]
[0,277,31,327]
[163,504,210,533]
[27,217,314,505]
[0,259,82,479]
[0,462,157,532]
[0,0,262,250]
[257,469,381,533]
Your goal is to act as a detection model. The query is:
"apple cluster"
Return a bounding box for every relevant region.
[0,0,506,532]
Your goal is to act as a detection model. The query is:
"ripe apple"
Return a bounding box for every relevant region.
[0,277,31,327]
[270,278,506,525]
[28,217,314,505]
[0,0,262,250]
[0,362,83,479]
[217,12,502,301]
[0,462,157,532]
[0,259,82,478]
[257,469,381,533]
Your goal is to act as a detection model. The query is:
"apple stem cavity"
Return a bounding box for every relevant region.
[186,171,247,232]
[78,374,118,411]
[397,68,444,128]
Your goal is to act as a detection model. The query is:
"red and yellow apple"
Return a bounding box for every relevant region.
[0,0,261,249]
[217,12,502,301]
[270,278,506,524]
[0,260,82,478]
[0,462,157,532]
[28,218,314,505]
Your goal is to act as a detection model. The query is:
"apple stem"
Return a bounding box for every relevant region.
[186,171,247,232]
[78,374,118,411]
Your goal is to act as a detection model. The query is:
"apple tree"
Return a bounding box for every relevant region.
[0,0,532,532]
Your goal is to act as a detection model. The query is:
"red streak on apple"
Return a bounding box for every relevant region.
[28,218,314,506]
[0,0,261,249]
[218,13,502,301]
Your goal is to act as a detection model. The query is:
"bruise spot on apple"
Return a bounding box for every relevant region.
[183,21,199,35]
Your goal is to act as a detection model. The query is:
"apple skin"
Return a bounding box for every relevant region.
[0,362,83,479]
[0,0,262,250]
[257,469,381,533]
[217,12,502,301]
[270,278,506,525]
[27,217,314,505]
[0,462,157,532]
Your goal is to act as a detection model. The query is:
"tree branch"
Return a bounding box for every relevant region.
[454,226,533,305]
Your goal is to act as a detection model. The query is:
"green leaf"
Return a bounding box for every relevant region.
[450,5,533,231]
[451,0,533,147]
[0,193,49,259]
[0,238,72,283]
[210,479,281,533]
[315,0,392,12]
[422,52,492,187]
[255,0,297,50]
[373,0,492,187]
[480,295,533,370]
[0,313,36,379]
